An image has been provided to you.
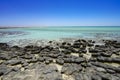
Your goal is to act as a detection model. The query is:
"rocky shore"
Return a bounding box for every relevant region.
[0,39,120,80]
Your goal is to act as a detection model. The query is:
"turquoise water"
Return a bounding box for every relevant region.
[0,26,120,42]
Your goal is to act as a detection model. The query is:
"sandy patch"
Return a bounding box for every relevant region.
[0,60,4,64]
[71,53,79,57]
[62,74,74,80]
[82,46,92,60]
[111,54,120,58]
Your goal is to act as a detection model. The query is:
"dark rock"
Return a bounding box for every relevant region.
[113,43,120,48]
[68,47,78,53]
[40,52,49,57]
[11,67,20,72]
[50,49,60,54]
[64,57,85,64]
[67,43,71,46]
[73,72,92,80]
[44,57,53,64]
[91,62,120,73]
[63,58,71,63]
[72,41,85,48]
[48,41,52,43]
[73,42,82,45]
[101,52,112,57]
[0,42,8,47]
[90,46,106,53]
[79,54,83,57]
[74,57,85,64]
[81,63,88,67]
[0,65,11,76]
[36,63,62,80]
[62,49,71,54]
[24,46,41,54]
[112,57,120,63]
[75,39,87,43]
[45,60,50,64]
[62,42,67,45]
[89,58,97,62]
[1,63,62,80]
[91,53,101,57]
[104,40,117,45]
[11,46,21,50]
[21,54,33,59]
[81,39,87,42]
[31,50,40,54]
[87,43,94,47]
[78,49,87,53]
[97,57,112,62]
[91,74,102,80]
[97,57,120,63]
[72,73,83,80]
[89,48,99,53]
[96,72,111,80]
[39,57,45,62]
[74,39,80,42]
[44,46,53,51]
[22,62,29,67]
[111,75,120,80]
[14,51,24,56]
[82,73,92,80]
[6,53,16,59]
[56,59,64,65]
[95,45,107,49]
[92,66,106,72]
[24,45,34,50]
[106,69,115,74]
[60,45,70,49]
[60,45,64,49]
[28,58,38,63]
[72,44,80,48]
[112,48,120,55]
[5,59,22,66]
[61,63,82,75]
[48,53,59,58]
[0,53,11,60]
[88,40,95,43]
[0,43,9,50]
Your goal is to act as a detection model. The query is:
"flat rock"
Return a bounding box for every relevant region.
[0,53,11,60]
[2,63,62,80]
[5,59,22,66]
[61,63,82,75]
[0,65,11,76]
[91,62,120,73]
[97,57,120,63]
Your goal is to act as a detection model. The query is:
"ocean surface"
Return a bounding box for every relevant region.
[0,26,120,43]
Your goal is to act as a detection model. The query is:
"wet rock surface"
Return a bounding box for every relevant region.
[0,39,120,80]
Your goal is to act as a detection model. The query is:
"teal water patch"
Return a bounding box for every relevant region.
[0,26,120,42]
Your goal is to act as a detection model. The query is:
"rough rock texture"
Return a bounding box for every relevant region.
[0,39,120,80]
[2,63,62,80]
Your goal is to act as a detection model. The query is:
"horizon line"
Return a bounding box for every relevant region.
[0,25,120,27]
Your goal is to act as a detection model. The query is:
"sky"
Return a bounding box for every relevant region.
[0,0,120,27]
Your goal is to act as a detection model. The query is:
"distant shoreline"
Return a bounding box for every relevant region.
[0,26,48,29]
[0,27,24,29]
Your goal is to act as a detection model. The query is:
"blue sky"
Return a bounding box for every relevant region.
[0,0,120,26]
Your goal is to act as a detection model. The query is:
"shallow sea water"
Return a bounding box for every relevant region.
[0,26,120,43]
